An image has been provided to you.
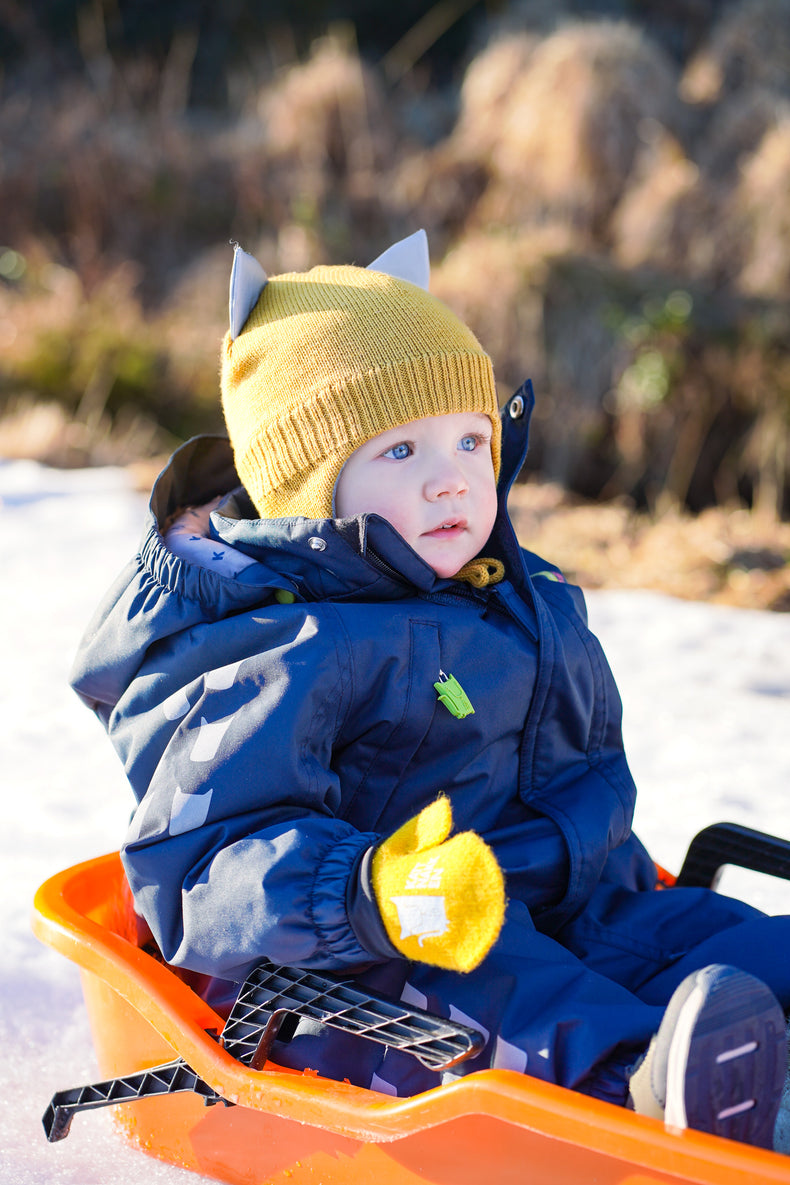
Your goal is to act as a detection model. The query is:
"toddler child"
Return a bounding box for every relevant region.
[71,231,790,1150]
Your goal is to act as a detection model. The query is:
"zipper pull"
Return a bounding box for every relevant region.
[433,670,475,719]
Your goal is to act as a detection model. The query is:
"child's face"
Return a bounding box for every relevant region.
[335,412,498,578]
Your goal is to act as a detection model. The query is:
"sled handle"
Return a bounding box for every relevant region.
[43,959,484,1142]
[43,1057,223,1142]
[675,822,790,889]
[221,961,485,1073]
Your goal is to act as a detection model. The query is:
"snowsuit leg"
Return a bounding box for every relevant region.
[557,882,790,1009]
[277,888,790,1105]
[278,900,666,1102]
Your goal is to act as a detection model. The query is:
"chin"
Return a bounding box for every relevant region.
[426,554,473,579]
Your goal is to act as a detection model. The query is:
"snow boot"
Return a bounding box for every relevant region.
[628,963,787,1149]
[773,1021,790,1155]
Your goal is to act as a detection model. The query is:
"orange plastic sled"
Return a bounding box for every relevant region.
[32,825,790,1185]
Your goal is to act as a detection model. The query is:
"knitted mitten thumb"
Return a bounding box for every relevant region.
[371,796,505,972]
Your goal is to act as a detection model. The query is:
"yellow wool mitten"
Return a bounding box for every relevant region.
[370,796,505,972]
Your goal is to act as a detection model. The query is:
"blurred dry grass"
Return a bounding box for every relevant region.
[508,481,790,611]
[2,0,790,607]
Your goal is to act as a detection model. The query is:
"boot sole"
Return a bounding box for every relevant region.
[665,965,787,1148]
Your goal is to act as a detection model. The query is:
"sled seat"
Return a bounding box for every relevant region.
[32,822,790,1185]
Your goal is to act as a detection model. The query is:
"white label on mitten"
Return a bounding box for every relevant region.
[403,856,444,890]
[390,895,448,944]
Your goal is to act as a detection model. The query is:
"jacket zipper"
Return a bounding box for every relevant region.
[365,546,415,588]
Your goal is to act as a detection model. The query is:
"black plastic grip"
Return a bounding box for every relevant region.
[675,822,790,889]
[43,1058,220,1142]
[43,960,484,1141]
[223,961,485,1073]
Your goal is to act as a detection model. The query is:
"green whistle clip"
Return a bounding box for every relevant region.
[433,670,475,719]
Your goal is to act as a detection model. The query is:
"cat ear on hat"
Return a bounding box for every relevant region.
[227,231,429,340]
[367,229,430,291]
[228,241,268,340]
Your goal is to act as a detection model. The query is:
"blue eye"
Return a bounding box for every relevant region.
[383,442,412,460]
[459,435,478,452]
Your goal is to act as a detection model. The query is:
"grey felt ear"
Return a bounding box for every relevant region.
[367,229,430,290]
[228,242,268,340]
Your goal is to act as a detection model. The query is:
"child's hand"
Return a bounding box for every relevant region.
[371,796,505,972]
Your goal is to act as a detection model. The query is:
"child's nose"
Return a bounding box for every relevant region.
[424,458,469,500]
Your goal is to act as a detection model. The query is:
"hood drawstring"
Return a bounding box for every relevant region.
[453,557,505,589]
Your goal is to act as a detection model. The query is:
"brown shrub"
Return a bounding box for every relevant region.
[437,233,790,516]
[470,21,682,239]
[0,245,208,455]
[610,128,720,278]
[261,34,382,168]
[4,6,790,520]
[385,32,544,254]
[681,0,790,104]
[385,20,564,250]
[0,72,239,298]
[695,88,790,183]
[385,146,490,260]
[252,33,401,262]
[451,32,542,162]
[157,244,230,408]
[433,237,626,493]
[676,91,790,294]
[733,118,790,298]
[611,82,790,293]
[431,226,579,398]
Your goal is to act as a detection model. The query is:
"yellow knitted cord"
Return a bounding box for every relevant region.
[453,557,505,588]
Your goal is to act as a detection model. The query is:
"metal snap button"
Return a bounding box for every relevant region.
[509,394,525,419]
[308,537,327,551]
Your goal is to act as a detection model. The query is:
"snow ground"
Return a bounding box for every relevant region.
[1,458,789,1184]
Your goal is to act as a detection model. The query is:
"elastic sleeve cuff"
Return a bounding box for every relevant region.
[346,846,402,961]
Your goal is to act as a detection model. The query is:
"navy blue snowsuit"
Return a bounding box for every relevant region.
[70,382,790,1105]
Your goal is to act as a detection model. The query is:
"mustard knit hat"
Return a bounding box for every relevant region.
[220,246,501,521]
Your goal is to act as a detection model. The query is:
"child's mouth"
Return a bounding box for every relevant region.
[425,518,467,539]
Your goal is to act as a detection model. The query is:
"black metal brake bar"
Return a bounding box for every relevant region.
[43,959,485,1142]
[675,822,790,889]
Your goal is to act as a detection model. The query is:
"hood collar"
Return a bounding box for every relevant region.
[211,497,447,600]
